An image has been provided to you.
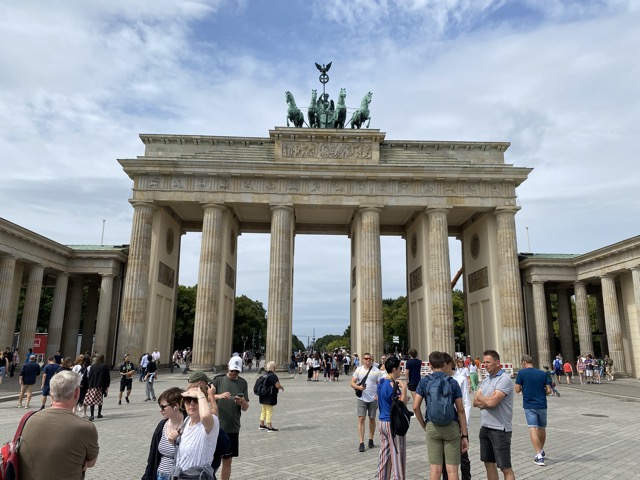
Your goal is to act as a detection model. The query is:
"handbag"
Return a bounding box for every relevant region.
[355,367,372,398]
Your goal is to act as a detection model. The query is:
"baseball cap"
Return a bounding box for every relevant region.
[188,370,212,384]
[228,356,243,372]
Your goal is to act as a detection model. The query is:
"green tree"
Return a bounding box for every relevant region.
[232,295,267,353]
[382,296,407,353]
[313,334,342,353]
[452,289,466,353]
[174,285,197,348]
[292,334,305,352]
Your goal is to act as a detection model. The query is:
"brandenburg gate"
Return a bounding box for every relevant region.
[116,126,531,371]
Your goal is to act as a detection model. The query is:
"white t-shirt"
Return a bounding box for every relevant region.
[352,366,382,402]
[176,416,219,471]
[453,372,472,425]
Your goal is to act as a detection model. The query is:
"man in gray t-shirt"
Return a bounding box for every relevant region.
[351,353,382,452]
[473,350,515,480]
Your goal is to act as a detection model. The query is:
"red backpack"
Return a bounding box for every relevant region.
[0,411,36,480]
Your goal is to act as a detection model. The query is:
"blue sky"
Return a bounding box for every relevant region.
[1,0,638,340]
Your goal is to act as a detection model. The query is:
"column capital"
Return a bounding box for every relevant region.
[358,205,382,213]
[269,204,294,212]
[201,202,227,211]
[424,206,452,215]
[129,200,157,210]
[493,206,521,216]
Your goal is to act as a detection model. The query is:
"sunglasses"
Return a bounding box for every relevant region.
[159,403,172,411]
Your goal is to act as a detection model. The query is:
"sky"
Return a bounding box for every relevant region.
[1,0,638,342]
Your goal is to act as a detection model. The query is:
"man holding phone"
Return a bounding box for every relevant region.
[211,356,250,480]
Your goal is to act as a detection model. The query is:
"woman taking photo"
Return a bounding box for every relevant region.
[142,387,185,480]
[258,361,284,432]
[172,384,219,479]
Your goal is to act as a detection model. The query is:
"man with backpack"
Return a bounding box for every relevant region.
[473,349,515,480]
[413,351,469,480]
[376,356,408,480]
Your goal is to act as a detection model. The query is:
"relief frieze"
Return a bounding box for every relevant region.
[142,174,505,199]
[282,142,372,160]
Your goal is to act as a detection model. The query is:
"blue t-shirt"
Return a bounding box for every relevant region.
[405,358,422,387]
[515,367,550,409]
[20,361,41,385]
[42,363,59,387]
[377,377,397,422]
[415,371,462,423]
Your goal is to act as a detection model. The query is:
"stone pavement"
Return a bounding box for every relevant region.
[1,370,640,479]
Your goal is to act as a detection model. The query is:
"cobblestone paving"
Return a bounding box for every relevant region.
[1,371,639,479]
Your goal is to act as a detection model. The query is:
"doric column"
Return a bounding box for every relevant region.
[427,208,454,354]
[46,272,69,358]
[631,267,640,334]
[18,265,45,357]
[117,201,156,364]
[357,207,383,361]
[93,274,115,357]
[574,281,593,356]
[600,275,625,373]
[266,205,295,369]
[192,204,226,370]
[81,284,98,354]
[62,279,84,357]
[0,256,18,351]
[532,281,551,367]
[494,207,527,364]
[557,288,575,362]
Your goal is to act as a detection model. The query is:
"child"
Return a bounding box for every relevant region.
[543,366,560,397]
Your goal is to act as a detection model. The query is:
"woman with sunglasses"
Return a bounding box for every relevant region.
[172,384,219,479]
[142,387,185,480]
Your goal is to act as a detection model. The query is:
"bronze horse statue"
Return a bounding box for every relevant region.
[350,91,372,129]
[333,88,347,129]
[308,89,319,128]
[285,91,304,128]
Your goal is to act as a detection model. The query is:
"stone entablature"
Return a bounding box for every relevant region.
[124,129,529,213]
[0,218,128,276]
[520,236,640,283]
[136,174,518,203]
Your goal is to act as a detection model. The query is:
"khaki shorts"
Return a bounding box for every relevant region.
[425,421,461,465]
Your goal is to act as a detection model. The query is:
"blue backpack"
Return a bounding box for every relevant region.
[425,374,455,426]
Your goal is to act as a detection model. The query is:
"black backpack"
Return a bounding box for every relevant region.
[253,373,271,397]
[389,381,413,437]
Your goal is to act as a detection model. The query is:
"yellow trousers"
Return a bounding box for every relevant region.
[260,404,274,423]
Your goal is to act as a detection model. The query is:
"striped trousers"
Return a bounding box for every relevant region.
[377,420,406,480]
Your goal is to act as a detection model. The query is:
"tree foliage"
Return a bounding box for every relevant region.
[174,285,197,348]
[232,294,267,353]
[382,296,407,352]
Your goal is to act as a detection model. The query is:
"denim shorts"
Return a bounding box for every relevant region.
[524,408,548,428]
[479,426,512,469]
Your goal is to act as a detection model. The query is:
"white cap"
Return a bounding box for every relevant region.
[228,356,243,372]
